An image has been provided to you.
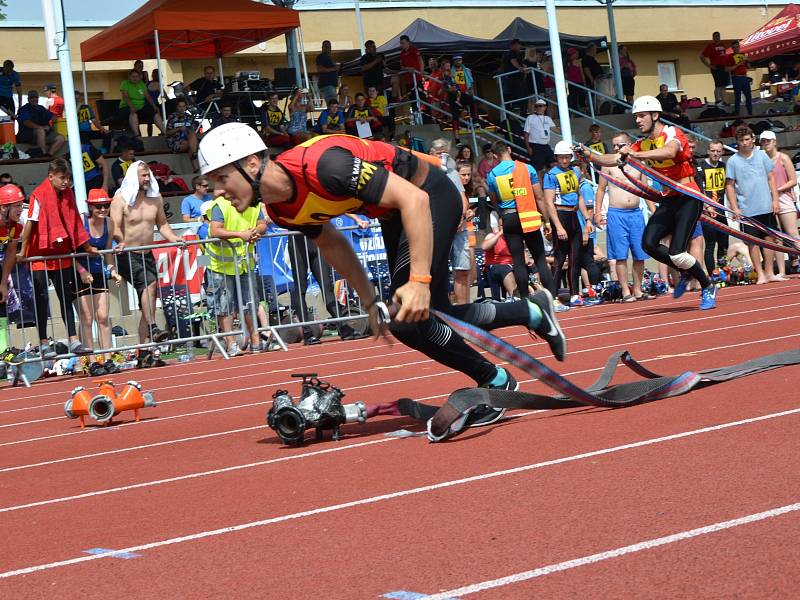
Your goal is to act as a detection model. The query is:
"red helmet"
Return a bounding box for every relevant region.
[0,184,24,205]
[87,188,111,204]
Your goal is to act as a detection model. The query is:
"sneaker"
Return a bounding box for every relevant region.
[69,341,93,355]
[466,369,519,427]
[553,299,571,313]
[149,326,170,343]
[528,288,567,362]
[303,336,321,346]
[673,275,689,299]
[88,362,107,377]
[569,295,584,307]
[227,342,242,357]
[700,285,718,310]
[583,296,603,306]
[103,359,120,374]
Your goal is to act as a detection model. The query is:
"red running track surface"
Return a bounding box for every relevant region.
[0,281,799,599]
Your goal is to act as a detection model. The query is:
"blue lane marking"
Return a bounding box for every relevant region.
[83,548,141,560]
[384,592,460,600]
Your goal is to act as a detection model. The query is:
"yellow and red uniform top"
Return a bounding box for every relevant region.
[631,125,697,194]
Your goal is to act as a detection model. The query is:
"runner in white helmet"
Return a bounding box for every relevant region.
[581,95,717,310]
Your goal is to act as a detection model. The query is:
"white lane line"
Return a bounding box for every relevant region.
[424,502,800,599]
[0,438,396,514]
[1,283,794,407]
[2,324,798,454]
[1,406,799,578]
[0,426,267,473]
[3,298,797,425]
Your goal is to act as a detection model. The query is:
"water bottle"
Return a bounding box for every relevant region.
[179,352,193,363]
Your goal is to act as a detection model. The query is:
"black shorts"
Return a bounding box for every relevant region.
[118,102,156,123]
[741,212,778,241]
[117,251,158,297]
[74,272,110,298]
[622,75,635,97]
[530,142,555,172]
[0,96,14,116]
[711,66,730,88]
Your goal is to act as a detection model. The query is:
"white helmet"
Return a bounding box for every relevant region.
[197,122,267,175]
[631,95,663,114]
[553,140,574,157]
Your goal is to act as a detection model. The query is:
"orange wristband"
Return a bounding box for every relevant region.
[409,274,432,284]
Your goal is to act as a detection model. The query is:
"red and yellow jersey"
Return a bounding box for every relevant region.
[270,135,417,235]
[0,221,21,249]
[631,125,696,190]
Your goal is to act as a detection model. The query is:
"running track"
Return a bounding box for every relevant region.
[1,282,799,598]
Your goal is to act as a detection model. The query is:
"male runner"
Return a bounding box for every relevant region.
[198,126,568,426]
[583,95,718,310]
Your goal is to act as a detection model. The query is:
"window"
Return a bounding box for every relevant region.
[657,61,679,91]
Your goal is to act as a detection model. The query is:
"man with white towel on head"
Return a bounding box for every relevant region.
[111,161,183,346]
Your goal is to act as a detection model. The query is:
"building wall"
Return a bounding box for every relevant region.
[0,4,786,102]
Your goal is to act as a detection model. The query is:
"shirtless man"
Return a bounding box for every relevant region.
[110,161,183,344]
[595,132,656,301]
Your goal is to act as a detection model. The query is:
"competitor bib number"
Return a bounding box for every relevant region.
[639,137,675,169]
[704,167,725,193]
[82,152,96,174]
[555,170,579,195]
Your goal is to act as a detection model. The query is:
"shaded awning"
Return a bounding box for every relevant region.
[493,17,606,49]
[740,4,800,60]
[80,0,300,62]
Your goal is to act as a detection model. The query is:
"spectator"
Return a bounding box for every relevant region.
[543,142,594,306]
[618,44,637,103]
[431,138,471,304]
[724,127,781,284]
[695,138,728,273]
[0,173,12,186]
[699,32,730,106]
[316,40,340,103]
[317,98,345,134]
[261,92,293,148]
[582,43,603,93]
[477,143,498,179]
[181,176,212,239]
[595,132,653,301]
[458,160,486,197]
[585,123,608,154]
[424,57,443,102]
[43,84,64,119]
[0,184,24,354]
[66,137,108,192]
[451,54,476,120]
[16,90,65,157]
[456,145,475,166]
[481,216,517,300]
[185,66,223,106]
[486,140,560,303]
[0,60,22,119]
[165,98,199,172]
[524,98,560,174]
[726,41,753,116]
[759,129,798,278]
[565,48,586,111]
[18,159,96,358]
[759,61,793,101]
[110,141,136,192]
[119,69,165,137]
[205,192,267,356]
[76,189,123,376]
[502,39,527,111]
[287,88,314,143]
[398,35,424,99]
[337,84,353,113]
[346,92,382,138]
[360,40,386,94]
[576,173,602,300]
[133,60,149,84]
[656,84,692,128]
[367,85,388,116]
[110,161,181,349]
[75,91,112,152]
[210,102,238,130]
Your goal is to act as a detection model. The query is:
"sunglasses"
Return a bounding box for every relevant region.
[92,203,111,208]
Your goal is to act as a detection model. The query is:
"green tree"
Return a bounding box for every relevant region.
[0,1,6,21]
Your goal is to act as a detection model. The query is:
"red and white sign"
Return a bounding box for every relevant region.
[740,4,800,59]
[152,235,205,296]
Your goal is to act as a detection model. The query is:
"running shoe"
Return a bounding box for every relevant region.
[88,362,107,377]
[528,288,567,362]
[700,285,718,310]
[672,275,689,299]
[227,342,242,357]
[553,299,571,313]
[583,296,604,306]
[467,369,519,427]
[149,326,170,343]
[569,295,584,307]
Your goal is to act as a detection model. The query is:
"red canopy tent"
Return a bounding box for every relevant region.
[80,0,300,62]
[740,3,800,59]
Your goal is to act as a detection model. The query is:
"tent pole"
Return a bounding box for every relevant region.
[45,0,86,213]
[354,0,366,55]
[544,0,572,142]
[154,29,168,125]
[81,62,88,104]
[297,26,311,91]
[217,56,224,85]
[603,0,625,101]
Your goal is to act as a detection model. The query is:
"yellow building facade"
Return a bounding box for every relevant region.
[0,2,788,105]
